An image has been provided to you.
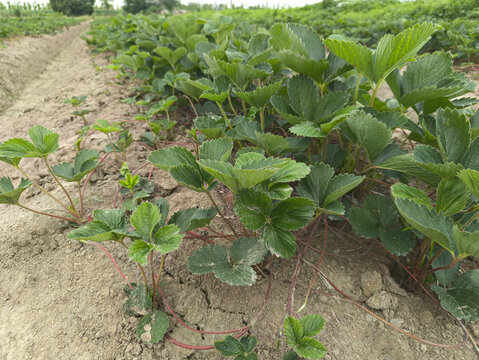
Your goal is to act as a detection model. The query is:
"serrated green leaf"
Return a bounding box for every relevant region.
[346,111,392,162]
[376,154,441,186]
[214,336,244,356]
[289,122,324,138]
[323,173,364,208]
[199,138,233,162]
[52,149,99,182]
[297,162,334,208]
[131,202,162,241]
[188,244,228,275]
[153,224,183,253]
[452,226,479,259]
[436,178,470,216]
[129,240,152,266]
[300,314,325,338]
[279,51,329,83]
[295,338,327,359]
[270,197,315,231]
[458,169,479,200]
[378,228,415,256]
[261,223,296,258]
[374,23,435,83]
[240,336,258,353]
[284,316,304,346]
[390,183,432,209]
[432,250,461,286]
[234,189,271,230]
[28,125,59,156]
[170,164,206,192]
[0,177,32,205]
[137,310,169,344]
[68,209,130,242]
[168,207,216,232]
[124,283,152,316]
[271,159,311,183]
[436,108,470,164]
[432,270,479,321]
[252,131,290,156]
[230,237,267,266]
[235,81,282,109]
[324,35,373,82]
[148,146,198,171]
[394,198,453,251]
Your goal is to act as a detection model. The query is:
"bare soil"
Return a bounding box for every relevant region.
[0,25,478,360]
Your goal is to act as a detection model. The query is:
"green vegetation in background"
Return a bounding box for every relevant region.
[50,0,95,16]
[0,3,82,39]
[199,0,479,63]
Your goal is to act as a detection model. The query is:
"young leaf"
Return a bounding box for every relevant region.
[0,177,32,205]
[168,207,217,232]
[131,202,162,241]
[436,178,470,216]
[345,111,392,162]
[324,34,373,83]
[214,335,258,359]
[394,198,453,252]
[68,209,131,242]
[374,23,435,83]
[432,270,479,322]
[136,310,169,344]
[188,237,266,286]
[452,226,479,259]
[52,149,99,182]
[235,81,283,109]
[458,169,479,200]
[199,138,233,162]
[284,314,327,359]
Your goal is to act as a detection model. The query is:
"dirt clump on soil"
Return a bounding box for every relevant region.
[0,26,478,360]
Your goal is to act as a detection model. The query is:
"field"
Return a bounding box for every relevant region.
[0,1,479,359]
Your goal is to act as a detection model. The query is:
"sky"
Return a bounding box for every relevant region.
[0,0,322,9]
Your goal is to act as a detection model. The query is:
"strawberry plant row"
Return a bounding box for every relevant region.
[1,12,479,358]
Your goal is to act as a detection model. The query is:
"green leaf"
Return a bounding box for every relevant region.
[436,178,470,216]
[345,111,392,162]
[432,270,479,322]
[168,207,217,232]
[284,316,304,347]
[148,146,198,171]
[68,209,130,242]
[376,154,441,186]
[52,149,99,182]
[378,228,415,256]
[234,189,271,230]
[394,198,453,251]
[170,164,206,192]
[300,314,326,338]
[458,169,479,200]
[214,336,244,356]
[199,138,233,162]
[284,314,327,359]
[324,35,373,82]
[153,224,183,253]
[92,119,123,134]
[390,183,432,209]
[432,250,461,286]
[123,283,152,316]
[271,159,311,184]
[229,236,267,266]
[436,108,470,164]
[297,162,364,210]
[235,81,282,109]
[289,122,324,138]
[350,195,398,238]
[374,23,435,83]
[131,202,162,241]
[295,338,327,359]
[28,125,59,156]
[194,115,226,139]
[129,240,152,266]
[261,223,296,258]
[323,173,364,208]
[279,51,329,84]
[452,226,479,259]
[270,197,315,231]
[198,160,238,193]
[137,310,169,344]
[0,177,32,204]
[188,238,264,286]
[252,131,290,156]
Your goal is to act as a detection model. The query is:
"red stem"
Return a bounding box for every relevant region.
[95,243,133,290]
